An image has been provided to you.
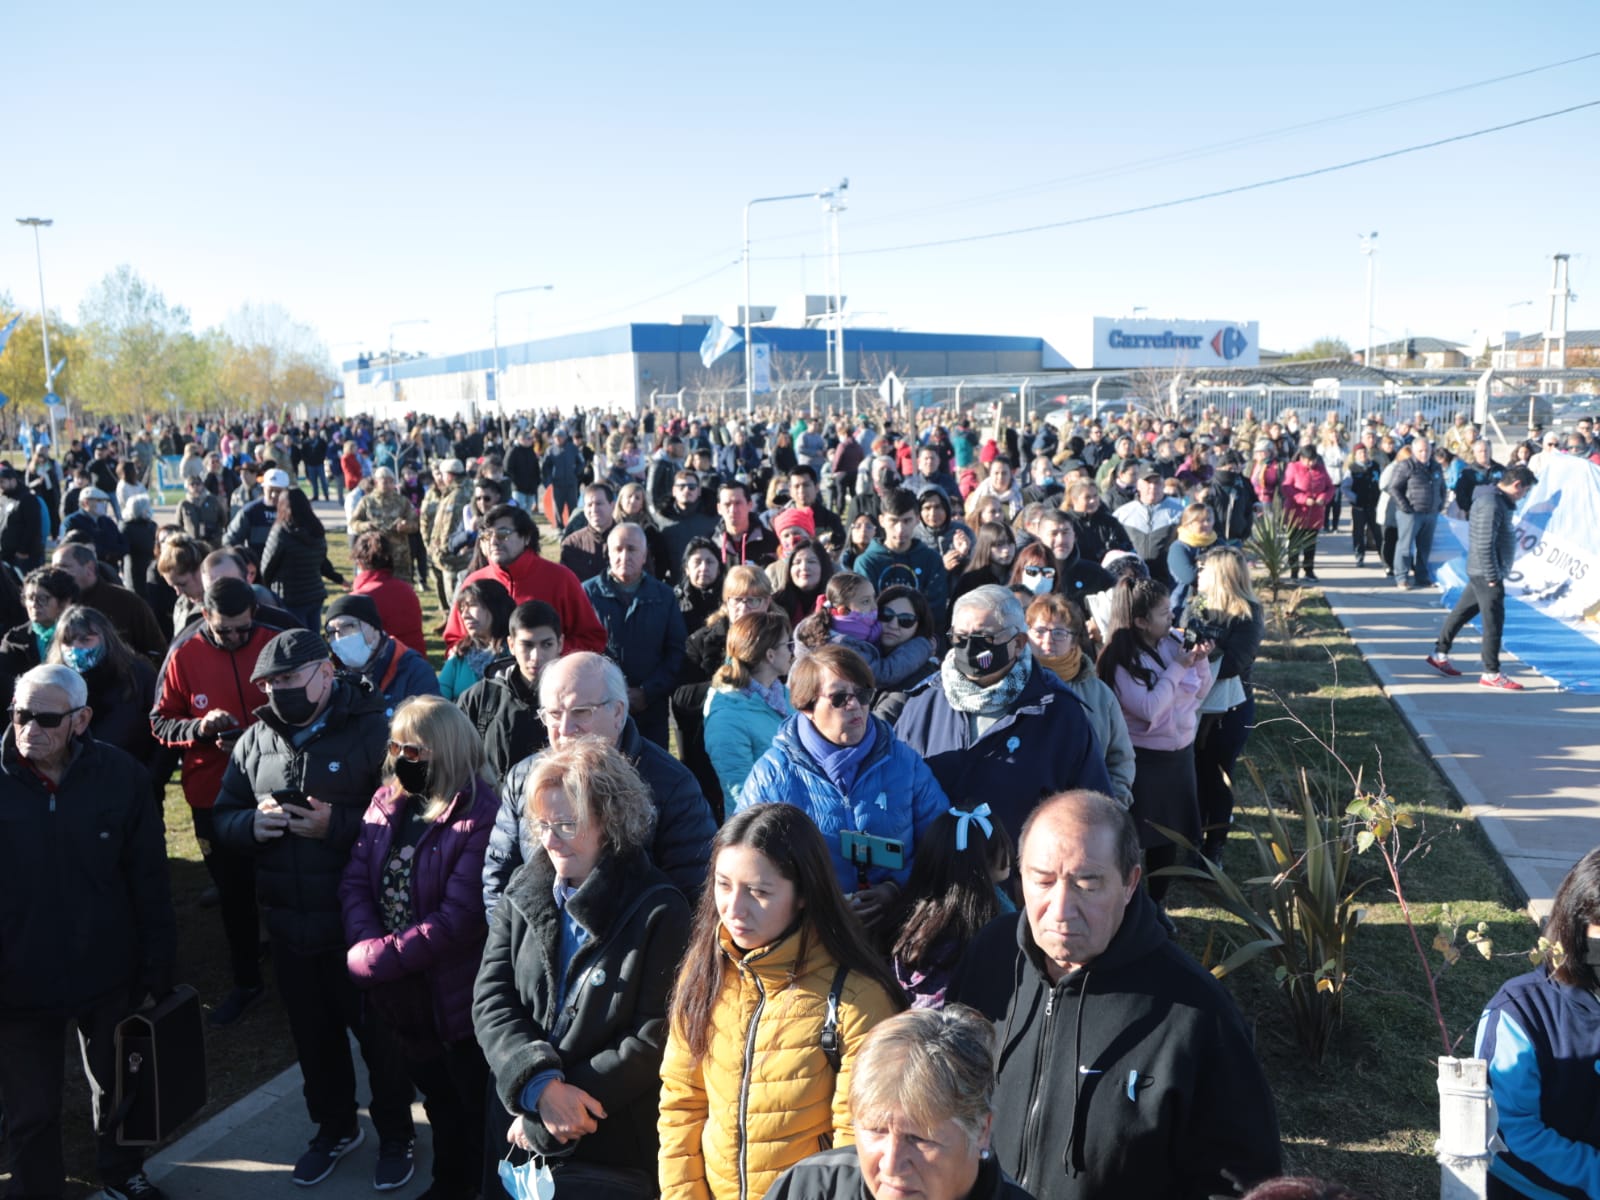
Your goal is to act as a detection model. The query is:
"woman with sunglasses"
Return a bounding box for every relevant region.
[474,738,691,1199]
[870,585,940,723]
[737,644,949,929]
[339,695,499,1200]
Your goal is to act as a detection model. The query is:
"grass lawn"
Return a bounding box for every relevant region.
[47,516,1533,1197]
[1165,585,1535,1200]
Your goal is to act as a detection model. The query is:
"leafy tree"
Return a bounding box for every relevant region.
[221,302,334,413]
[1287,337,1352,362]
[76,265,193,422]
[0,295,85,419]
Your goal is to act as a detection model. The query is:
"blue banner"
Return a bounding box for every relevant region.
[1436,452,1600,692]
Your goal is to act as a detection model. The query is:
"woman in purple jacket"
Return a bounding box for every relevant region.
[340,695,499,1198]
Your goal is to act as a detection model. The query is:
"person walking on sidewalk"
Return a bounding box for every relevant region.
[1427,466,1536,691]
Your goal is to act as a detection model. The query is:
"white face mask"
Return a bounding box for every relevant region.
[330,631,373,669]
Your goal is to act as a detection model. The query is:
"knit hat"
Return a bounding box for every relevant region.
[324,593,382,633]
[773,508,816,539]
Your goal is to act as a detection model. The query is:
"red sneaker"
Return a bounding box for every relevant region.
[1425,656,1463,677]
[1480,674,1524,691]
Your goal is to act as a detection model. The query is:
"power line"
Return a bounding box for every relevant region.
[756,100,1600,261]
[545,257,741,333]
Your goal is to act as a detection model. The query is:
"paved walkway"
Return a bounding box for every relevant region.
[131,509,1600,1197]
[1309,525,1600,920]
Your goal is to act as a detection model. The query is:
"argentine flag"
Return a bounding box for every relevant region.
[0,315,20,357]
[700,317,742,367]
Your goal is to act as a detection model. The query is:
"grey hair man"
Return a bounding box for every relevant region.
[481,651,714,911]
[948,791,1281,1200]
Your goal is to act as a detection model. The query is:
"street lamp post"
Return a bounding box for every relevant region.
[820,179,849,398]
[1359,232,1378,369]
[1500,299,1534,370]
[493,285,555,415]
[744,188,828,415]
[387,319,429,407]
[16,217,57,447]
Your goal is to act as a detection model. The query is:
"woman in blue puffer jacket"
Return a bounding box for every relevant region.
[736,643,949,931]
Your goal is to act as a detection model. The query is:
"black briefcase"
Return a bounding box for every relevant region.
[114,985,207,1146]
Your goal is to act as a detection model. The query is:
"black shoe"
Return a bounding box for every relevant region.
[1303,571,1319,582]
[374,1139,415,1191]
[294,1125,365,1187]
[102,1172,168,1200]
[207,985,264,1027]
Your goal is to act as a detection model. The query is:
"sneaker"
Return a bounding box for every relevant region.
[207,984,264,1027]
[102,1172,167,1200]
[374,1139,415,1191]
[1399,581,1416,591]
[294,1125,365,1187]
[1480,674,1525,691]
[1425,655,1463,677]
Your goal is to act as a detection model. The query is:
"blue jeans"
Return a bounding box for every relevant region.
[1394,510,1438,586]
[305,463,329,501]
[512,490,537,511]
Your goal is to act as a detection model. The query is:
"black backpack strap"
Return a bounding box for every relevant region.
[820,964,850,1071]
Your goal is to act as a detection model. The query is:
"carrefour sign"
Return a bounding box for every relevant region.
[1092,318,1260,369]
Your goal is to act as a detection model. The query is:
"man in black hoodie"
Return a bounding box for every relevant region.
[948,790,1281,1200]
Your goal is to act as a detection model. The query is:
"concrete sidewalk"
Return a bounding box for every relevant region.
[1310,527,1600,920]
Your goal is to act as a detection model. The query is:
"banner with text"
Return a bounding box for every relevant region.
[1436,452,1600,692]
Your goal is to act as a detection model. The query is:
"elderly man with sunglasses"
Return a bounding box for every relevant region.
[0,663,176,1200]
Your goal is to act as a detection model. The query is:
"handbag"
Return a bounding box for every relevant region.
[113,985,207,1146]
[1200,672,1246,715]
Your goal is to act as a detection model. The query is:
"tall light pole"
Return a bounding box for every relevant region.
[387,318,429,406]
[744,188,828,415]
[493,285,555,414]
[1500,299,1533,369]
[1359,232,1378,369]
[16,217,57,447]
[820,180,849,397]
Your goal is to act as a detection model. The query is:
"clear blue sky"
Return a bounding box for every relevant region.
[7,1,1597,370]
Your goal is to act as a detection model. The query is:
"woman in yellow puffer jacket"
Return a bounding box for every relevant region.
[659,803,905,1200]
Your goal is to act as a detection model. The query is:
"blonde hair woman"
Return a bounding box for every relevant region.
[339,696,499,1196]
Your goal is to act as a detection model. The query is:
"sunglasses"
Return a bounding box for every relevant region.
[480,528,519,542]
[11,705,84,729]
[1022,566,1057,579]
[818,687,872,711]
[387,740,427,762]
[878,612,919,629]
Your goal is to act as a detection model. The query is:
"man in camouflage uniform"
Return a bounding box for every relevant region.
[348,468,419,580]
[426,458,473,601]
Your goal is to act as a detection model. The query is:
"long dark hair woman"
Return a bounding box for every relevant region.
[769,540,834,627]
[260,486,329,630]
[658,803,905,1200]
[45,603,158,765]
[1096,576,1213,909]
[949,521,1017,609]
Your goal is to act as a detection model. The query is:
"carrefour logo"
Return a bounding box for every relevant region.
[1212,326,1249,361]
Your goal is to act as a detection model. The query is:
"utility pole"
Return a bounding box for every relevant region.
[1542,253,1573,391]
[1359,232,1378,370]
[821,180,848,397]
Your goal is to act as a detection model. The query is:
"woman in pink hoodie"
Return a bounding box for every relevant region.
[1097,576,1213,907]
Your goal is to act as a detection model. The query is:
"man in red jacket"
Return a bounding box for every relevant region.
[442,503,606,654]
[149,576,278,1025]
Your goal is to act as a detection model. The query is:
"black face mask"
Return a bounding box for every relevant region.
[1586,936,1600,969]
[268,686,319,726]
[952,632,1014,680]
[393,757,432,797]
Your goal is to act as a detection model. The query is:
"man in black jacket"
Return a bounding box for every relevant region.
[1345,443,1382,566]
[1386,436,1446,590]
[456,600,561,783]
[505,427,542,510]
[0,664,176,1200]
[1428,466,1536,690]
[0,462,45,570]
[948,791,1281,1200]
[212,630,417,1189]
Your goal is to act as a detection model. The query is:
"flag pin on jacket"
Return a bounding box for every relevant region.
[1007,736,1020,754]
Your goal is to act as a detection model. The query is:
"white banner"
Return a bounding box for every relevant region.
[752,343,772,394]
[1091,317,1260,368]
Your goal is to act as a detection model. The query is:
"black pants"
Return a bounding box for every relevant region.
[273,945,416,1142]
[409,532,430,587]
[1436,574,1506,674]
[1350,505,1380,560]
[1381,524,1399,573]
[1322,495,1342,532]
[191,807,262,990]
[393,1033,488,1194]
[0,990,144,1195]
[1195,693,1255,857]
[1291,531,1318,574]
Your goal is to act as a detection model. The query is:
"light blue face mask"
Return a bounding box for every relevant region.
[497,1154,554,1200]
[63,643,105,672]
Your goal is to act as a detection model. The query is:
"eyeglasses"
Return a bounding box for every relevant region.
[531,818,581,841]
[817,687,872,711]
[480,528,519,542]
[387,740,428,762]
[1030,626,1074,643]
[11,705,84,729]
[674,481,701,491]
[1021,566,1057,579]
[878,612,919,629]
[537,702,613,727]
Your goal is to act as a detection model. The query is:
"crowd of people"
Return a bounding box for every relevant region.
[3,397,1589,1200]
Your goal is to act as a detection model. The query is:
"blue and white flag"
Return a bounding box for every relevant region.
[369,369,387,386]
[0,315,20,357]
[700,317,742,367]
[48,357,64,381]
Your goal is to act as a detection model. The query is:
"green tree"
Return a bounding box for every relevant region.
[1287,337,1352,362]
[0,295,85,420]
[76,265,193,423]
[221,302,334,413]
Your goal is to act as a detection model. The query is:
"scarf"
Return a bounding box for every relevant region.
[797,712,878,795]
[746,676,791,719]
[1039,646,1083,682]
[831,609,881,644]
[940,645,1034,716]
[1178,527,1218,550]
